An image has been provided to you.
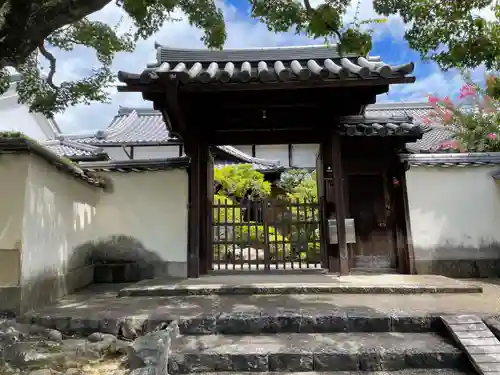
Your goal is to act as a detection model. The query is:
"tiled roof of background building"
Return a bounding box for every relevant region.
[49,101,454,163]
[53,109,282,169]
[41,139,107,159]
[365,102,454,152]
[401,153,500,167]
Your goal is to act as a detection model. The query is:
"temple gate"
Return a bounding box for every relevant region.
[117,45,422,277]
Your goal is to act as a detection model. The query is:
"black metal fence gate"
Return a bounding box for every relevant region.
[212,197,322,271]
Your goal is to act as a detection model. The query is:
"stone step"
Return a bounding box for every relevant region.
[118,280,482,297]
[197,371,475,375]
[168,332,468,374]
[177,311,443,335]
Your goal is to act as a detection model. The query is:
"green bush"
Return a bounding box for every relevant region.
[233,223,291,260]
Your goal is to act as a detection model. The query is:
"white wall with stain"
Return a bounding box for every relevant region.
[406,165,500,260]
[0,153,189,290]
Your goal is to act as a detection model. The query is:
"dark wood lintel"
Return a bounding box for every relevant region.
[180,77,414,92]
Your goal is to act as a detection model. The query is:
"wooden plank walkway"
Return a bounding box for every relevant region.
[442,314,500,375]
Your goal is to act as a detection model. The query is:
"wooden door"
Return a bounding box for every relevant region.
[348,174,396,271]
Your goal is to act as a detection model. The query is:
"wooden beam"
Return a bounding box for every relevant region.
[184,88,381,110]
[180,77,414,92]
[207,129,323,145]
[331,129,349,275]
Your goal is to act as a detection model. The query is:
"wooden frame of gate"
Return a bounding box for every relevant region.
[116,45,421,277]
[212,198,322,271]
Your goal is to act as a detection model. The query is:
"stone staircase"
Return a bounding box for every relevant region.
[166,312,476,375]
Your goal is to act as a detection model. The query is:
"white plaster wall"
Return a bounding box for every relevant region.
[406,166,500,260]
[0,98,49,141]
[234,146,253,156]
[0,155,28,285]
[102,145,182,161]
[255,145,290,167]
[95,169,189,264]
[291,144,319,168]
[235,144,318,168]
[21,156,98,285]
[102,147,130,161]
[9,154,189,287]
[133,145,181,159]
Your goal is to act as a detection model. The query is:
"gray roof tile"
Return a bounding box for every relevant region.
[41,139,105,158]
[214,160,284,172]
[57,108,282,168]
[79,157,190,172]
[154,44,354,63]
[118,45,414,85]
[366,102,455,152]
[1,137,104,187]
[400,152,500,167]
[60,109,174,145]
[338,115,422,136]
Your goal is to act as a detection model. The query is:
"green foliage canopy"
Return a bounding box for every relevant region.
[287,170,318,203]
[214,164,271,200]
[0,0,496,117]
[373,0,499,71]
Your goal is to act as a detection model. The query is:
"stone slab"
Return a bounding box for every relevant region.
[19,280,500,336]
[197,371,475,375]
[442,315,500,375]
[167,332,466,373]
[485,317,500,339]
[26,309,444,336]
[118,274,482,297]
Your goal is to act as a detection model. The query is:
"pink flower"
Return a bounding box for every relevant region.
[422,116,432,124]
[428,95,439,105]
[459,84,476,99]
[442,111,453,123]
[487,133,497,141]
[434,140,464,152]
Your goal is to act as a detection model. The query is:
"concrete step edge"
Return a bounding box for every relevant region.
[117,284,483,297]
[24,311,448,336]
[194,371,474,375]
[168,332,467,373]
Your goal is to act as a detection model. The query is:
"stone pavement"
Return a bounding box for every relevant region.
[118,274,482,296]
[20,278,500,337]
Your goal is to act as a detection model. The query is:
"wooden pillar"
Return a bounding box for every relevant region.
[185,137,212,277]
[198,144,212,275]
[331,130,349,275]
[186,140,201,278]
[399,164,416,274]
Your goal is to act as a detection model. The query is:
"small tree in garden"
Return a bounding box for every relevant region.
[287,171,318,203]
[214,164,271,200]
[278,169,312,194]
[426,73,500,153]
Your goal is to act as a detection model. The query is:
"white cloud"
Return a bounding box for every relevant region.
[54,0,405,133]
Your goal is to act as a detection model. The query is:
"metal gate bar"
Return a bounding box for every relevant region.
[212,197,322,271]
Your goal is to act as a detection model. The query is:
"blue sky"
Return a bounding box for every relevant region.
[53,0,476,133]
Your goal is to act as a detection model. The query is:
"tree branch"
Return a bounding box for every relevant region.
[303,0,312,13]
[0,0,112,67]
[38,40,57,89]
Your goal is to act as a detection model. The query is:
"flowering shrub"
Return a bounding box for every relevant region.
[425,73,500,152]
